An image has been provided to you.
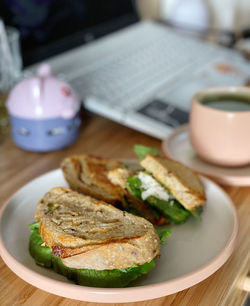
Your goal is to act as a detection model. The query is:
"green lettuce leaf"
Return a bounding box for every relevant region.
[190,206,203,220]
[127,175,191,224]
[126,176,160,220]
[127,175,143,199]
[134,144,159,161]
[29,222,52,268]
[29,224,155,288]
[154,226,172,244]
[146,196,191,224]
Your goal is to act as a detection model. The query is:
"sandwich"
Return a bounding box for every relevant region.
[61,145,206,225]
[29,187,162,288]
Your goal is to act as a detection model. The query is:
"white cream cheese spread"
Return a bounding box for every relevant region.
[138,172,171,201]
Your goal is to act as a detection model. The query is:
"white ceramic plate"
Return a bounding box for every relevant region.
[162,124,250,186]
[0,169,238,303]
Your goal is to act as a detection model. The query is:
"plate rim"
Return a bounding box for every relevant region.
[162,124,250,186]
[0,169,238,303]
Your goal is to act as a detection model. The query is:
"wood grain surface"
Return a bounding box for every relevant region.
[0,112,249,306]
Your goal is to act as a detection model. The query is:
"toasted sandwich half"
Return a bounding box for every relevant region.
[109,146,206,224]
[29,187,161,287]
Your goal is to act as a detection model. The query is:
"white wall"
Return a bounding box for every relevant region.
[207,0,250,32]
[138,0,250,33]
[234,0,250,32]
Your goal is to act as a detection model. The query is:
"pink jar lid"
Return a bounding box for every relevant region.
[7,63,80,119]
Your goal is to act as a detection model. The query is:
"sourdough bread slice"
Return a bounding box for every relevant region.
[61,155,126,206]
[36,187,160,269]
[140,155,206,210]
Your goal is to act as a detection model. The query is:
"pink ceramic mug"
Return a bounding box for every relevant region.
[190,86,250,167]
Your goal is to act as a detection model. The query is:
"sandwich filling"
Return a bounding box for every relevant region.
[126,172,202,224]
[138,172,172,202]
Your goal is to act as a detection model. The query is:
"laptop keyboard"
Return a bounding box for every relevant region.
[70,25,226,110]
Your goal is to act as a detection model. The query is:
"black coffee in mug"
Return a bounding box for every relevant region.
[199,94,250,111]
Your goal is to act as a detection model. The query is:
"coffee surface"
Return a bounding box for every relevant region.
[200,94,250,111]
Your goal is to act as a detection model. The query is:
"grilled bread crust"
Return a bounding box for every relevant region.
[140,155,206,210]
[61,155,126,206]
[36,187,160,269]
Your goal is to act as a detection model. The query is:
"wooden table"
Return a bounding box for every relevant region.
[0,113,249,306]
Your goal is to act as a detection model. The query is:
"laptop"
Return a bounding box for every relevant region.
[3,0,250,139]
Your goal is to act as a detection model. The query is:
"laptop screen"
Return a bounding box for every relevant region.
[0,0,138,67]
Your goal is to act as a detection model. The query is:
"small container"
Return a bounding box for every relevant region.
[7,63,81,152]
